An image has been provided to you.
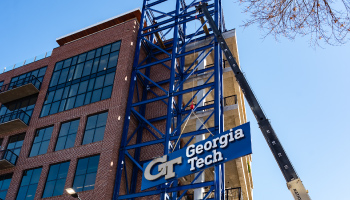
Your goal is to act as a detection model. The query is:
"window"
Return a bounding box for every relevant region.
[29,126,53,157]
[82,112,108,145]
[55,119,79,151]
[0,95,37,124]
[10,67,47,90]
[0,174,12,200]
[42,161,70,198]
[0,81,4,91]
[40,41,121,117]
[7,133,25,158]
[73,155,100,192]
[16,168,42,200]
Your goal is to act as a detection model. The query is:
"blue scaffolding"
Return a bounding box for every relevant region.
[113,0,226,199]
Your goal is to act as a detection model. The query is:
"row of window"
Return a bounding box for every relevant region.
[1,154,100,199]
[0,95,37,118]
[0,111,108,160]
[10,67,46,85]
[40,41,120,117]
[50,41,120,87]
[33,111,108,157]
[41,70,115,117]
[0,112,108,199]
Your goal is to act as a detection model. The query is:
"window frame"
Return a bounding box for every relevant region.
[54,119,80,151]
[0,173,13,200]
[10,66,47,90]
[42,161,70,198]
[16,167,42,200]
[82,111,108,145]
[7,133,25,157]
[72,155,100,192]
[40,41,121,118]
[29,126,54,157]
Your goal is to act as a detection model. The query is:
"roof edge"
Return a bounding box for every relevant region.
[56,8,141,46]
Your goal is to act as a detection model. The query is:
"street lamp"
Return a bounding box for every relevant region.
[66,188,82,200]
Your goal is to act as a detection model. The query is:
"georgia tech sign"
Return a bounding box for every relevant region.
[141,122,252,190]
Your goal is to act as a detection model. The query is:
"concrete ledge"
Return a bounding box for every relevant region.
[0,83,39,104]
[0,159,15,170]
[0,119,28,134]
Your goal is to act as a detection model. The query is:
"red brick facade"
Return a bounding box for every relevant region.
[0,17,139,200]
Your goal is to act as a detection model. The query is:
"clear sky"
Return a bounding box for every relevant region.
[1,1,349,200]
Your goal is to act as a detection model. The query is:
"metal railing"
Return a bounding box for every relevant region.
[0,75,41,93]
[203,60,229,69]
[181,194,193,200]
[0,149,18,166]
[203,187,243,200]
[0,110,31,125]
[185,95,237,111]
[204,95,238,107]
[1,50,52,74]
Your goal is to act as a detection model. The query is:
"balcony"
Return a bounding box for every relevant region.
[0,110,30,134]
[184,95,238,113]
[0,75,41,104]
[0,149,18,170]
[181,187,242,200]
[203,187,243,200]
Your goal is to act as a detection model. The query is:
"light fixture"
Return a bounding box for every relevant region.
[66,188,82,200]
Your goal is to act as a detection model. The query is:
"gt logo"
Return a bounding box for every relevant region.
[144,155,182,181]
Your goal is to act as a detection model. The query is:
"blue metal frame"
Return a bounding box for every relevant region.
[113,0,225,199]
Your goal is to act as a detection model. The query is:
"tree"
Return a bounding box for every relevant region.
[240,0,350,45]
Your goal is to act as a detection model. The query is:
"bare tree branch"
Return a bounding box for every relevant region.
[239,0,350,45]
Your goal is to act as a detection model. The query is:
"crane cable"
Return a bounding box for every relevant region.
[172,18,213,153]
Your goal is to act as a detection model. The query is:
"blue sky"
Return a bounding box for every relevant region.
[1,1,349,199]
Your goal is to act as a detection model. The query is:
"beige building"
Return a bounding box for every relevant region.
[178,29,253,200]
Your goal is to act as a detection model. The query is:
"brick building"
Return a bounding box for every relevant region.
[0,8,252,200]
[0,9,141,200]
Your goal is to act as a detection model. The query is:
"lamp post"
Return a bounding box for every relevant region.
[66,188,82,200]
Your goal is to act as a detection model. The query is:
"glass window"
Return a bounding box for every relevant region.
[102,44,111,55]
[6,133,25,163]
[98,55,109,71]
[42,161,70,198]
[73,155,100,192]
[0,95,38,124]
[72,56,78,66]
[108,51,119,68]
[0,174,12,200]
[54,62,63,71]
[58,68,69,84]
[29,126,53,157]
[111,41,121,52]
[55,119,79,151]
[10,66,47,90]
[78,53,87,64]
[63,58,72,68]
[86,50,95,61]
[82,60,93,77]
[82,112,108,145]
[41,41,120,117]
[0,81,4,92]
[16,168,42,200]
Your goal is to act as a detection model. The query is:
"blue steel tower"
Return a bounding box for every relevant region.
[113,0,226,199]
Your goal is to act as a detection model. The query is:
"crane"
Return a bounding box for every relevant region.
[197,3,311,200]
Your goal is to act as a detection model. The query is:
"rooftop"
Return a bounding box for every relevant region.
[56,8,141,46]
